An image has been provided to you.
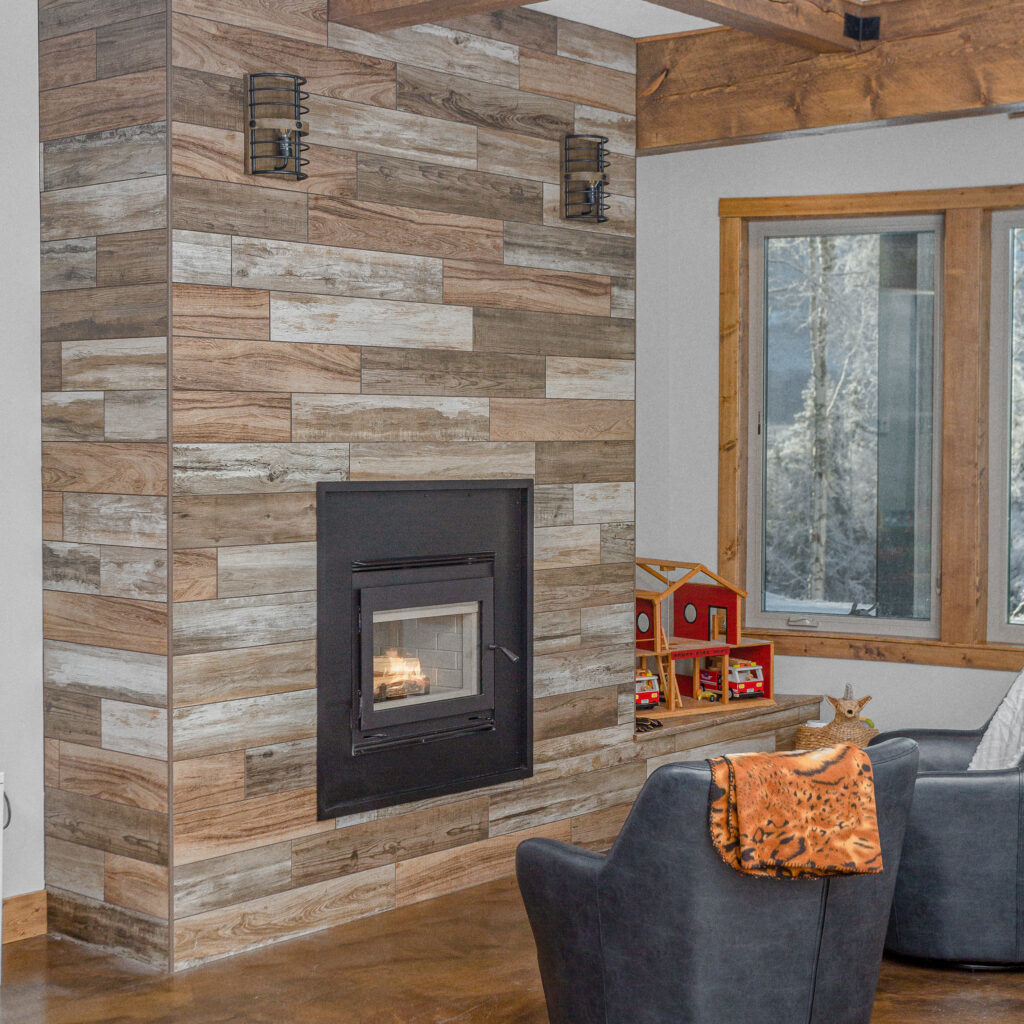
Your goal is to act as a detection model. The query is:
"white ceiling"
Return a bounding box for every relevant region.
[525,0,716,38]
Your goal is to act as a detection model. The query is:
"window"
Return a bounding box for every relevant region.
[745,217,943,638]
[988,211,1024,642]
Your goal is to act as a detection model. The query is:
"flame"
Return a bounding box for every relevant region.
[374,649,424,683]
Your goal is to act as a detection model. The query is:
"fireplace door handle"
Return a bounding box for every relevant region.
[488,643,520,664]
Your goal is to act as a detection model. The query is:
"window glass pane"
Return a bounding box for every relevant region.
[1007,228,1024,623]
[761,230,936,621]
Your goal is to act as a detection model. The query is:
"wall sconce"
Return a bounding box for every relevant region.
[563,134,609,223]
[245,73,309,181]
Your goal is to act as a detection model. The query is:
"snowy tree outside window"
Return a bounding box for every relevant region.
[746,218,941,636]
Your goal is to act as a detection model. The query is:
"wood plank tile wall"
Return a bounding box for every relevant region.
[40,0,815,972]
[38,0,171,968]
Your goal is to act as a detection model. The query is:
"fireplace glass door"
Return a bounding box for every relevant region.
[358,576,494,734]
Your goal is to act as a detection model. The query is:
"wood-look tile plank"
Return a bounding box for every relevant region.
[177,691,314,761]
[46,786,168,865]
[306,94,476,168]
[576,102,635,156]
[172,442,349,494]
[172,177,308,244]
[504,221,635,279]
[534,525,601,570]
[171,67,245,132]
[473,307,634,359]
[610,276,634,319]
[44,591,168,655]
[172,591,316,655]
[41,238,96,292]
[357,154,543,225]
[44,688,102,746]
[101,699,168,759]
[173,337,360,394]
[232,236,441,302]
[44,639,167,707]
[58,741,168,812]
[397,64,574,141]
[541,180,635,236]
[99,545,168,601]
[440,7,556,52]
[62,337,167,391]
[172,230,231,285]
[42,122,167,191]
[41,392,105,442]
[42,442,167,495]
[394,820,570,907]
[535,561,634,612]
[546,356,634,400]
[96,229,168,287]
[173,864,394,969]
[42,541,101,595]
[173,751,246,813]
[39,30,97,91]
[43,491,64,541]
[172,12,394,104]
[535,684,620,742]
[46,836,105,900]
[270,291,473,351]
[348,441,535,480]
[172,391,292,443]
[39,0,165,40]
[217,542,316,598]
[533,642,635,699]
[570,801,632,852]
[173,786,331,865]
[104,390,167,442]
[520,48,634,114]
[173,640,314,707]
[39,69,166,142]
[557,19,635,73]
[104,853,169,919]
[360,348,544,397]
[476,128,560,184]
[601,521,635,564]
[173,492,315,548]
[243,737,315,797]
[293,394,489,442]
[173,841,293,917]
[171,121,359,198]
[308,195,503,263]
[62,493,167,547]
[580,602,634,648]
[534,484,573,528]
[327,21,518,87]
[171,0,329,46]
[445,260,611,317]
[42,343,63,390]
[172,284,269,340]
[535,440,635,484]
[490,398,633,441]
[42,284,167,342]
[172,549,218,602]
[291,797,488,887]
[46,889,168,968]
[96,13,166,78]
[573,480,634,523]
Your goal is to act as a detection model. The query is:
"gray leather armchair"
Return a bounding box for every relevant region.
[517,738,919,1024]
[870,726,1024,967]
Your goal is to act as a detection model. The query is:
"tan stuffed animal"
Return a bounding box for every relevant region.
[796,684,879,750]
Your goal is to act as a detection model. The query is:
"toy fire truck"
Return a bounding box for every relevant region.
[635,667,661,708]
[697,659,765,701]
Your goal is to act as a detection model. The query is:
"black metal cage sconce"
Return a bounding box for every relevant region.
[245,72,310,181]
[563,134,609,223]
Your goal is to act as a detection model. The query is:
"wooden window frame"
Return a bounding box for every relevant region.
[718,184,1024,671]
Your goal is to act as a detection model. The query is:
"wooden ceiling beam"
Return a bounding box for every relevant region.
[642,0,858,53]
[327,0,531,32]
[637,0,1024,154]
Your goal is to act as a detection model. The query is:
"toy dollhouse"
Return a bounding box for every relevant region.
[635,559,775,718]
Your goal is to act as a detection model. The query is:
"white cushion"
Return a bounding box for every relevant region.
[968,668,1024,771]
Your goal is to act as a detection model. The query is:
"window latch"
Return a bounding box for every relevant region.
[786,616,819,629]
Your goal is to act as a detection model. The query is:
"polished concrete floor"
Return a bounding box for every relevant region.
[0,876,1021,1023]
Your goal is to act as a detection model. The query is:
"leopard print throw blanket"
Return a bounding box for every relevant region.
[707,744,882,880]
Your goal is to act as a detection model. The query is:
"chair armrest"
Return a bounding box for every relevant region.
[516,839,606,1024]
[871,728,982,772]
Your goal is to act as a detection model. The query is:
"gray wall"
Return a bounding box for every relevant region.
[636,113,1024,731]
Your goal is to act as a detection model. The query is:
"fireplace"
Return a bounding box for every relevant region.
[316,480,533,818]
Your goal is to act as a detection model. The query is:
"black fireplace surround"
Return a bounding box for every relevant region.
[316,480,533,818]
